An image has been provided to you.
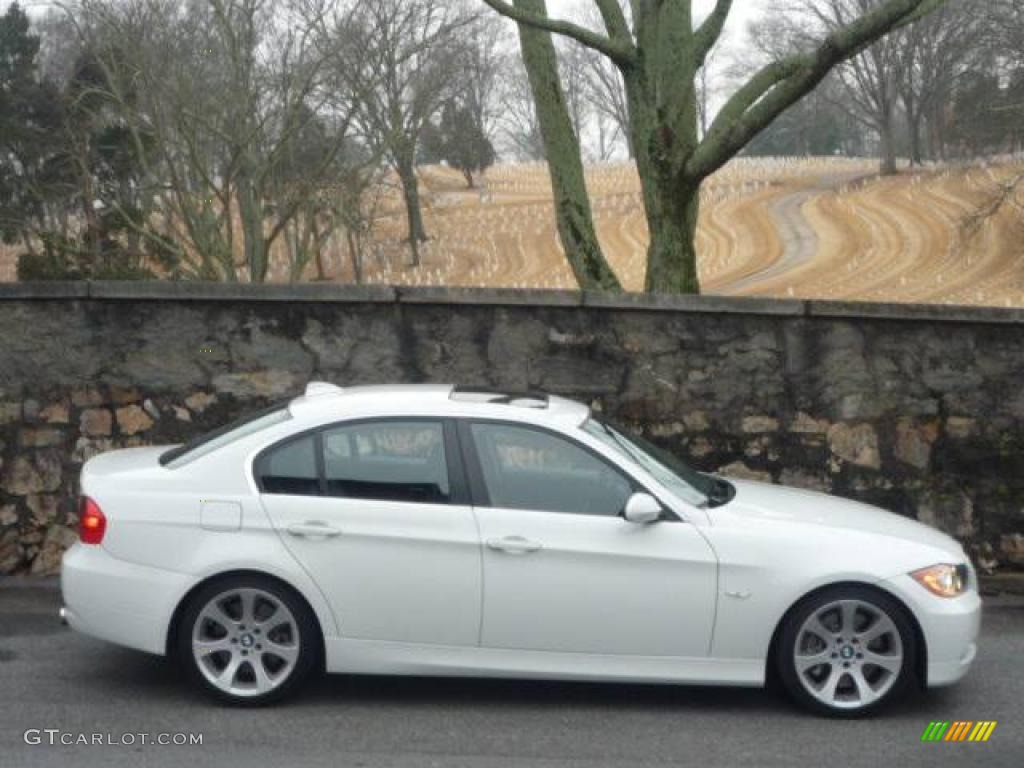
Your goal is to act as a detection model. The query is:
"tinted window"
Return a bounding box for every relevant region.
[470,423,632,516]
[583,418,713,507]
[259,435,319,496]
[322,421,450,504]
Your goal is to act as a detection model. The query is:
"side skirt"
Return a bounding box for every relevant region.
[325,638,764,686]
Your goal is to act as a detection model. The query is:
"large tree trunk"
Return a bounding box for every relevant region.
[513,0,620,291]
[394,148,427,267]
[907,115,923,167]
[621,36,703,295]
[346,229,363,284]
[643,181,701,294]
[903,93,924,166]
[879,108,899,175]
[237,159,267,282]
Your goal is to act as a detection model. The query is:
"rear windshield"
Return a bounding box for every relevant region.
[159,402,291,468]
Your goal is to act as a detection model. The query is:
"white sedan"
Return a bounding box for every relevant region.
[61,383,980,715]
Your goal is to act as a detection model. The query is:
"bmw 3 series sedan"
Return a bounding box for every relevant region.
[61,383,980,715]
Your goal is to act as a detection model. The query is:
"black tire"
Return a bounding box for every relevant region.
[776,585,918,718]
[177,573,320,706]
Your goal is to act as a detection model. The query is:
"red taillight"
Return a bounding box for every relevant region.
[78,497,106,545]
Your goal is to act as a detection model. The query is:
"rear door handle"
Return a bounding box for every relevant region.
[486,536,543,555]
[286,521,342,539]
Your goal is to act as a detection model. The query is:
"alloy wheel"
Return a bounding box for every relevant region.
[191,587,301,698]
[792,598,904,710]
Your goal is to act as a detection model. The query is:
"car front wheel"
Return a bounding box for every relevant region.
[178,575,319,705]
[777,586,917,717]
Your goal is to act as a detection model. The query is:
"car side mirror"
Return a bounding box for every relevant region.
[623,492,662,524]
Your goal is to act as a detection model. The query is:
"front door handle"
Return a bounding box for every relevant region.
[286,521,342,539]
[486,536,543,555]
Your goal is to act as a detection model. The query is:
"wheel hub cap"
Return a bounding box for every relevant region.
[191,587,300,698]
[793,598,904,711]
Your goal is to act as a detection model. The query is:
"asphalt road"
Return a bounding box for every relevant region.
[0,583,1020,768]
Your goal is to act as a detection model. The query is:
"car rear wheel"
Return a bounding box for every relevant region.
[178,575,319,705]
[777,586,917,717]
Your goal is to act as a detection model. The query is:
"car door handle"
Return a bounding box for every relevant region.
[286,521,342,539]
[486,536,543,555]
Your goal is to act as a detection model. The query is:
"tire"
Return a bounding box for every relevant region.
[177,574,320,706]
[776,585,918,718]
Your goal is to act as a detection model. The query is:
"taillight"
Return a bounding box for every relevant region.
[78,497,106,545]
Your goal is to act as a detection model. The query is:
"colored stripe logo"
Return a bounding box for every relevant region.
[921,721,996,742]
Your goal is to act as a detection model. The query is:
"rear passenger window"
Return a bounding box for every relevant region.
[259,435,319,496]
[322,421,450,504]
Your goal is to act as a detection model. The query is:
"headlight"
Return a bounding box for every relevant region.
[910,563,969,598]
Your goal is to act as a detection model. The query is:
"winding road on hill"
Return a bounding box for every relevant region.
[718,171,873,295]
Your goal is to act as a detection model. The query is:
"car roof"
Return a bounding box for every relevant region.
[288,382,592,430]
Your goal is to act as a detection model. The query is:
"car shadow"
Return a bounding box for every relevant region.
[302,672,792,715]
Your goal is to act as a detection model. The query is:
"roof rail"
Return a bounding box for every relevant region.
[450,385,549,408]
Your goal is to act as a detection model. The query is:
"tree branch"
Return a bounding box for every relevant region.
[593,0,632,43]
[480,0,637,66]
[694,0,733,66]
[688,0,947,180]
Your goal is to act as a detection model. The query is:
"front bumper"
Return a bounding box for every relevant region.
[882,573,982,688]
[61,542,191,656]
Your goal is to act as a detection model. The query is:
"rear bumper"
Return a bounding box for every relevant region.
[882,573,982,688]
[61,542,191,656]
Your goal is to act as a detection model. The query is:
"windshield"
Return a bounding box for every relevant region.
[583,417,720,508]
[159,402,291,468]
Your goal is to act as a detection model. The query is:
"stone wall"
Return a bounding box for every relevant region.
[1,282,1023,575]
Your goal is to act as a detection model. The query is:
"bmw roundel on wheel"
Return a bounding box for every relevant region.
[60,382,981,714]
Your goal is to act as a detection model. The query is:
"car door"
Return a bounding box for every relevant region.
[461,420,717,657]
[257,418,481,647]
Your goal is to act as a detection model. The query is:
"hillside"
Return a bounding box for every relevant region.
[4,157,1022,307]
[300,157,1024,307]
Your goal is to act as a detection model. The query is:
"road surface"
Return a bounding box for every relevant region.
[0,582,1020,768]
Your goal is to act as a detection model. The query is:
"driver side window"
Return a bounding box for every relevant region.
[469,422,632,516]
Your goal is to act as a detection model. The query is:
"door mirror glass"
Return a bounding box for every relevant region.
[623,492,662,524]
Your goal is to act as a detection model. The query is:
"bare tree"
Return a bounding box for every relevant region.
[789,0,912,175]
[72,0,359,282]
[497,55,547,161]
[457,13,508,160]
[557,36,592,154]
[577,38,632,157]
[332,0,472,266]
[483,0,948,293]
[897,1,983,165]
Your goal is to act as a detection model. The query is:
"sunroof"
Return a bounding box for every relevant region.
[450,386,549,409]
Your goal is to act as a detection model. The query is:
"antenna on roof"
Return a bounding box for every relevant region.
[304,381,343,397]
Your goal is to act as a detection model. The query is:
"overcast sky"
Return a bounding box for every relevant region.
[4,0,768,41]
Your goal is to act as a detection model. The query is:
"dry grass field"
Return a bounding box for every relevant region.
[3,156,1023,306]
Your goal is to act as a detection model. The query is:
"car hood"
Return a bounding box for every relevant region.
[722,478,965,559]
